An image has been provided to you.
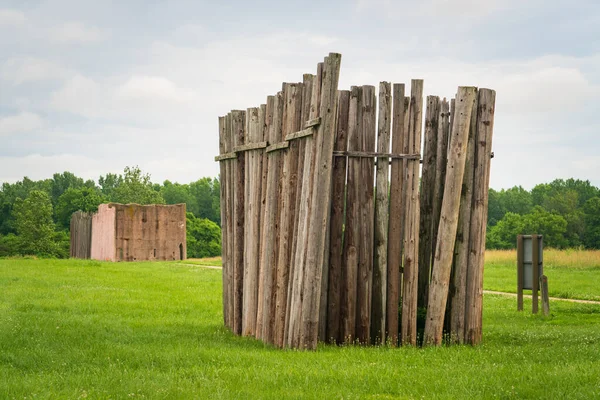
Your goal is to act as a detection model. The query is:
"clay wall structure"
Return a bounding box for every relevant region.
[74,203,186,262]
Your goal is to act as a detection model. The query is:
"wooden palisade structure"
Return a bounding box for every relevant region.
[216,54,497,350]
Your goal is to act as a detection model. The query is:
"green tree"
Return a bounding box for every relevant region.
[583,197,600,249]
[55,187,107,230]
[50,172,85,205]
[186,213,221,258]
[110,166,165,205]
[98,173,123,198]
[486,212,526,249]
[160,180,197,214]
[189,177,220,225]
[522,206,568,249]
[12,190,57,256]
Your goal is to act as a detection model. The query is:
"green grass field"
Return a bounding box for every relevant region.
[485,249,600,301]
[1,257,599,399]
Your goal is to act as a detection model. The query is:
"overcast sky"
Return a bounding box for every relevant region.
[1,0,599,189]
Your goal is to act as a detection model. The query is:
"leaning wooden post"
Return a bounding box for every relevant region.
[423,86,478,346]
[449,94,477,343]
[464,88,496,345]
[273,83,301,348]
[327,90,350,344]
[401,79,424,347]
[431,99,450,269]
[386,84,406,347]
[298,53,341,350]
[417,96,440,310]
[372,81,392,345]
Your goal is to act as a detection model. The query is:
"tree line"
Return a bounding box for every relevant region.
[2,169,598,258]
[0,166,222,258]
[487,178,600,249]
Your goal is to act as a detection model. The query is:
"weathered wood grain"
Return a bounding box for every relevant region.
[326,89,350,344]
[386,84,406,346]
[423,86,477,346]
[401,80,423,347]
[417,96,440,310]
[371,81,391,345]
[464,88,496,345]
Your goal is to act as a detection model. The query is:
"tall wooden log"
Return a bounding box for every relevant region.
[255,103,269,339]
[423,86,478,346]
[401,80,423,346]
[231,110,246,335]
[341,85,362,343]
[298,53,341,350]
[256,96,281,343]
[417,96,440,310]
[355,85,376,345]
[371,81,391,344]
[242,106,265,337]
[464,88,496,345]
[449,94,477,343]
[386,84,406,346]
[289,72,322,348]
[273,83,302,348]
[431,99,450,271]
[327,90,350,344]
[218,115,230,329]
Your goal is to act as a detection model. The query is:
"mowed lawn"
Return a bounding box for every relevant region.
[1,257,599,399]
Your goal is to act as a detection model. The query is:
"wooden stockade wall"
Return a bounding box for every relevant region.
[70,211,93,259]
[216,53,496,350]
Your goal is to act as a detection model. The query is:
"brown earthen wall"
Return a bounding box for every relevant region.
[112,203,186,262]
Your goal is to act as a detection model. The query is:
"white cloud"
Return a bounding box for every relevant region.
[0,9,26,26]
[116,76,196,104]
[2,57,70,85]
[50,21,106,43]
[0,112,43,136]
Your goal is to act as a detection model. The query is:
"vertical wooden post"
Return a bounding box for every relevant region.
[327,90,350,344]
[255,103,268,339]
[298,53,341,350]
[231,110,246,336]
[218,115,230,329]
[532,234,539,314]
[256,95,282,343]
[273,83,302,348]
[353,85,376,345]
[401,79,424,346]
[287,75,313,347]
[464,88,496,345]
[417,96,440,310]
[242,107,264,337]
[423,86,478,346]
[386,84,406,347]
[517,235,524,311]
[341,85,362,343]
[448,94,477,343]
[372,81,391,345]
[540,275,550,316]
[431,99,450,269]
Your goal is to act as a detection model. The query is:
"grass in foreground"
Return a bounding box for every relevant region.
[485,249,600,301]
[1,258,599,399]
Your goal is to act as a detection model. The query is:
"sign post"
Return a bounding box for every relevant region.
[517,234,544,313]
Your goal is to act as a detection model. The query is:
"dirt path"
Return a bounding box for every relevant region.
[483,290,600,305]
